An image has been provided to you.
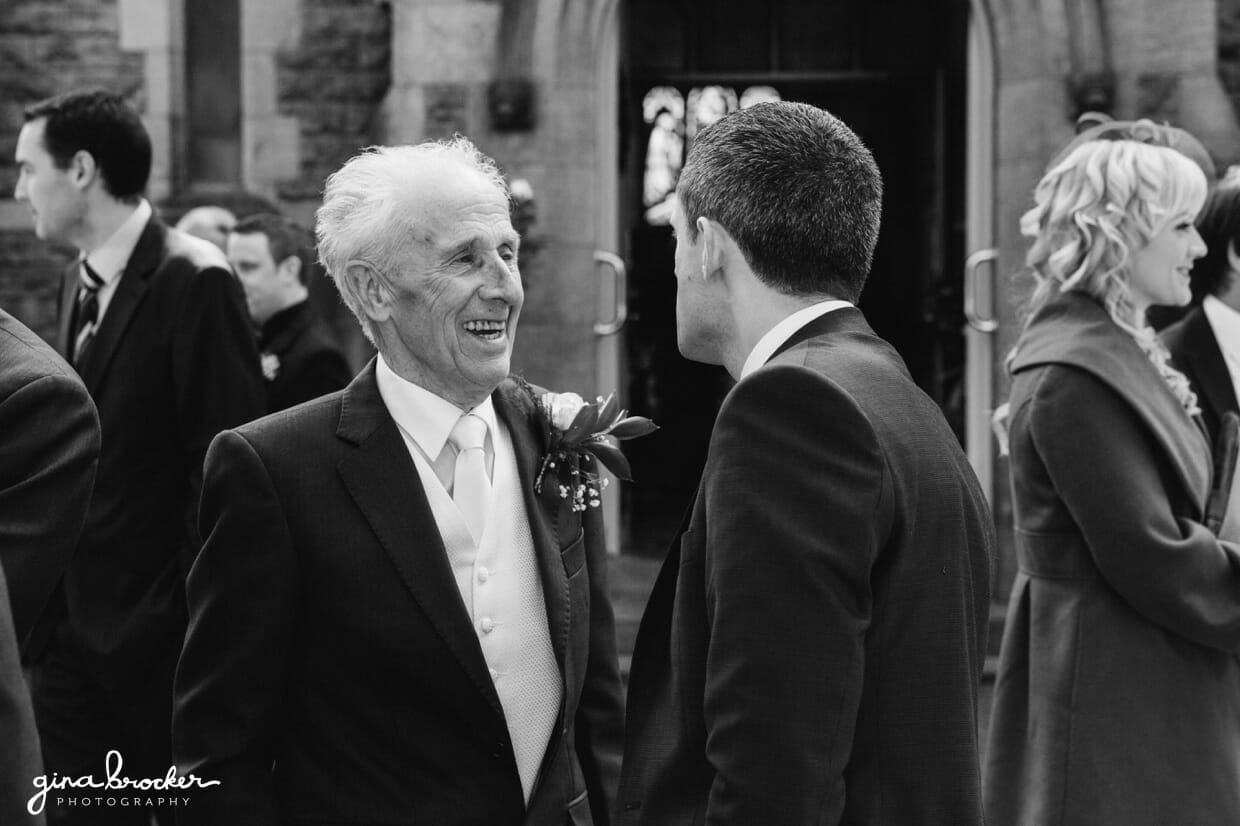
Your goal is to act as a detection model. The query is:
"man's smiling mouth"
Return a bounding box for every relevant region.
[463,319,506,340]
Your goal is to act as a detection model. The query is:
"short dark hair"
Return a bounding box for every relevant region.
[677,101,882,301]
[1190,184,1240,302]
[24,89,151,200]
[232,213,312,284]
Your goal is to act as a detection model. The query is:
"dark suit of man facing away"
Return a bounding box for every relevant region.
[13,90,265,826]
[0,308,101,826]
[175,139,624,825]
[0,567,44,826]
[0,309,99,658]
[616,102,994,825]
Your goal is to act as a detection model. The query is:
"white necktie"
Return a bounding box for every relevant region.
[449,414,490,544]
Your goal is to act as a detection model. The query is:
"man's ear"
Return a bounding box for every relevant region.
[277,255,303,286]
[696,216,735,281]
[70,150,98,191]
[345,260,392,324]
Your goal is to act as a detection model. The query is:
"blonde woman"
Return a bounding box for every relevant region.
[985,136,1240,825]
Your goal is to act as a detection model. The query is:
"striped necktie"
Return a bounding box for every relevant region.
[73,261,105,366]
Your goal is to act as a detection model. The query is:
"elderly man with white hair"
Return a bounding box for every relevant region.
[173,138,625,826]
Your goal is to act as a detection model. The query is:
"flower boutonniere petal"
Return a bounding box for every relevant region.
[517,380,658,512]
[260,352,281,381]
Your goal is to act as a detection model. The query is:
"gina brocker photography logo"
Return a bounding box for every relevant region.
[27,750,220,815]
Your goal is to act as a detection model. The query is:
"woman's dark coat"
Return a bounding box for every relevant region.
[985,291,1240,826]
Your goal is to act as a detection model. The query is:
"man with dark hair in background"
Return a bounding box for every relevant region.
[226,212,351,412]
[616,101,994,825]
[13,88,265,826]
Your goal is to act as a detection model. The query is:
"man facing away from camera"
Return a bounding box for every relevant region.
[173,138,624,825]
[13,88,265,826]
[0,307,101,826]
[225,212,352,412]
[615,101,995,826]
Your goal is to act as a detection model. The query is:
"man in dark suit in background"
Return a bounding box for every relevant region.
[0,308,101,825]
[13,88,265,826]
[226,212,352,412]
[1163,183,1240,445]
[615,102,995,825]
[174,138,624,825]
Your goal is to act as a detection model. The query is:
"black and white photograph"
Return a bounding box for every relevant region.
[2,1,1240,824]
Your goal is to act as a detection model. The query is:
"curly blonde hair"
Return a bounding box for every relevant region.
[1017,137,1208,414]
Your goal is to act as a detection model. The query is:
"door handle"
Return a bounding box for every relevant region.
[964,248,999,333]
[593,251,628,336]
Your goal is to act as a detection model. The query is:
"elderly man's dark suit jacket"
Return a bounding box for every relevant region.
[173,364,625,826]
[50,217,265,687]
[0,309,99,658]
[1161,305,1238,445]
[257,299,351,413]
[616,307,995,825]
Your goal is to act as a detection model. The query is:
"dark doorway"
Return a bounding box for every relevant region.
[618,0,969,556]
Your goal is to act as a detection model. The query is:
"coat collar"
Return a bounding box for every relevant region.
[259,299,314,354]
[67,217,163,392]
[1012,291,1211,503]
[335,362,571,719]
[769,304,876,361]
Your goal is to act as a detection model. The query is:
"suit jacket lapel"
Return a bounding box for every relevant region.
[76,218,160,392]
[336,361,504,718]
[55,268,76,360]
[493,381,570,672]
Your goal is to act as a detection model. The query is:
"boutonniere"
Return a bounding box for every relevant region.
[260,352,280,381]
[518,381,658,512]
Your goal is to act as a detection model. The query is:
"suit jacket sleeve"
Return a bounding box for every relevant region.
[171,264,265,572]
[173,430,297,825]
[0,373,99,649]
[1026,365,1240,651]
[575,499,625,825]
[699,365,885,824]
[0,566,44,826]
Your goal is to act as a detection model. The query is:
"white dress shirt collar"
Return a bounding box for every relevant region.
[374,354,499,461]
[739,299,853,379]
[1202,295,1240,397]
[82,198,151,286]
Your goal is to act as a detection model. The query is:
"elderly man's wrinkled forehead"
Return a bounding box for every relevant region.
[396,157,509,227]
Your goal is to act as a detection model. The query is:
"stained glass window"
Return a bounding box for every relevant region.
[641,85,781,225]
[642,87,685,224]
[685,85,738,143]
